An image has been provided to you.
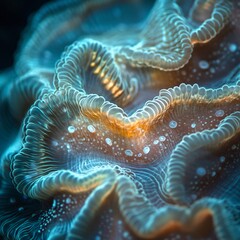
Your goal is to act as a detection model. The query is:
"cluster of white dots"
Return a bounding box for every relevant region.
[95,208,132,240]
[52,107,227,164]
[195,155,226,179]
[198,43,237,71]
[189,154,229,201]
[38,194,78,233]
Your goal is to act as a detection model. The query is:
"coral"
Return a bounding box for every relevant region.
[0,0,240,239]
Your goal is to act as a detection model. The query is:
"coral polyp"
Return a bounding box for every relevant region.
[0,0,240,239]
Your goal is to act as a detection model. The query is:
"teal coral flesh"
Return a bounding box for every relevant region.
[0,0,240,239]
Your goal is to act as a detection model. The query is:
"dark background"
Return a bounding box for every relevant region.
[0,0,50,70]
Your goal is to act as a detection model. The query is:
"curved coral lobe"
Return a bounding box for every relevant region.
[0,0,240,239]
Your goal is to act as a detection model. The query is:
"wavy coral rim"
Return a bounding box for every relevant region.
[10,80,240,195]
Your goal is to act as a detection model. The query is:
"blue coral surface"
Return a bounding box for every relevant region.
[0,0,240,239]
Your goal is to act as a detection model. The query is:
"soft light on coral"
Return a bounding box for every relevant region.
[0,0,240,239]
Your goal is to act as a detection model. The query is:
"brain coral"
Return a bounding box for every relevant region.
[0,0,240,239]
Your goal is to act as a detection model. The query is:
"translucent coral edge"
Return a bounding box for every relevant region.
[15,0,115,75]
[54,39,138,106]
[116,1,193,71]
[115,176,238,240]
[190,0,233,44]
[66,175,238,239]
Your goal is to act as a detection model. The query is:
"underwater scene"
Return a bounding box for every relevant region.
[0,0,240,239]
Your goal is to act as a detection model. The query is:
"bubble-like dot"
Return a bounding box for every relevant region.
[143,146,150,154]
[68,126,76,133]
[210,67,215,73]
[66,198,71,204]
[211,171,216,177]
[191,123,196,128]
[169,120,177,128]
[105,138,112,146]
[52,200,57,208]
[196,167,206,176]
[215,109,224,117]
[52,140,58,146]
[199,60,209,69]
[153,140,159,145]
[159,136,166,142]
[219,156,225,163]
[123,232,129,238]
[125,149,133,157]
[229,43,237,52]
[66,143,70,150]
[87,125,96,133]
